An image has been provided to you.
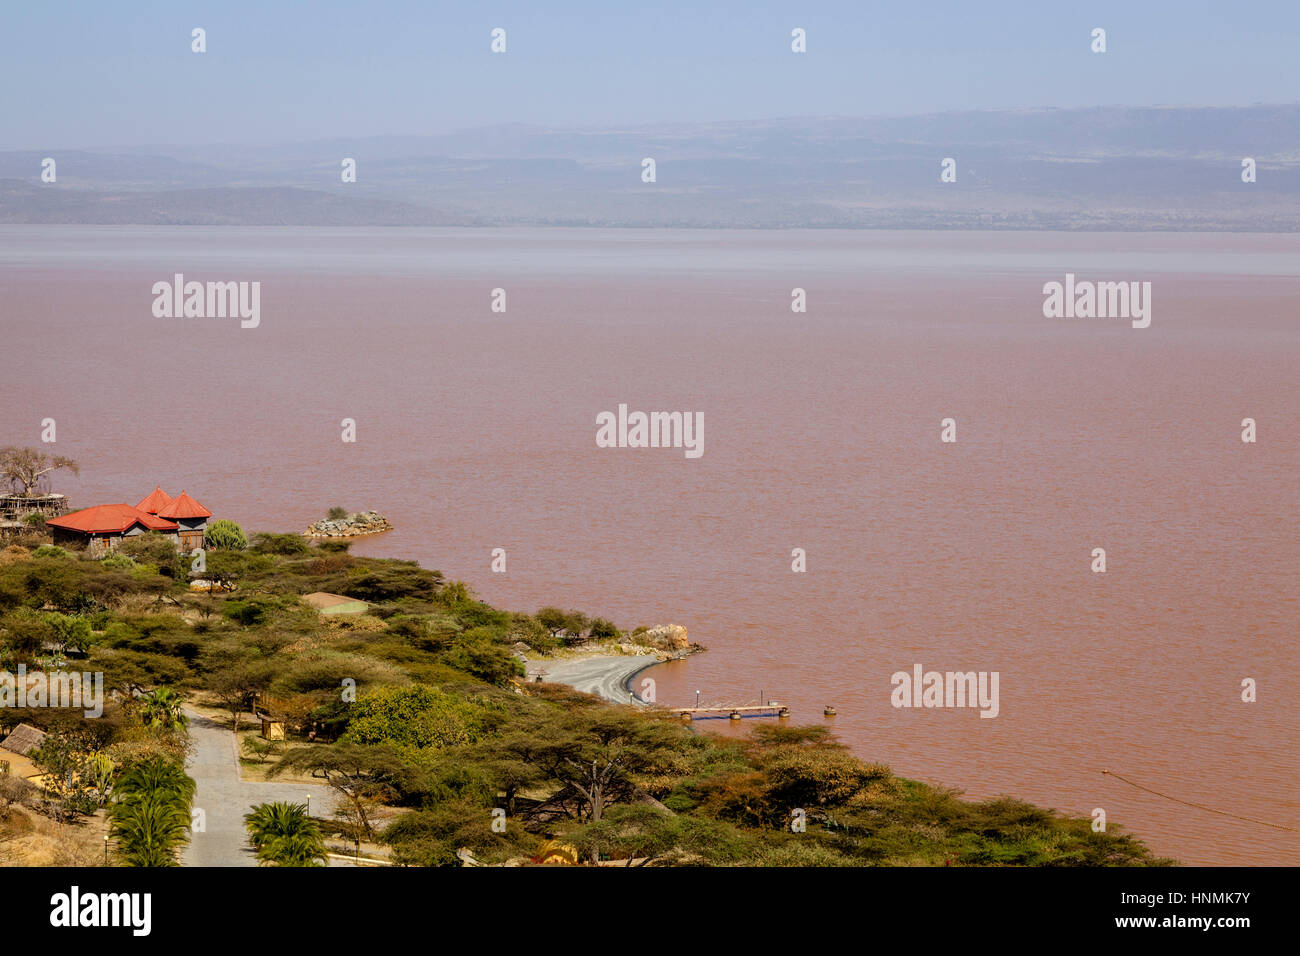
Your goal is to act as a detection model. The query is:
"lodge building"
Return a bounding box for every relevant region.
[45,486,212,557]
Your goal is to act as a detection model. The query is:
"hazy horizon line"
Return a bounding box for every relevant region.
[13,100,1300,155]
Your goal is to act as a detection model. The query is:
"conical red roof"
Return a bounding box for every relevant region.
[136,486,174,515]
[157,490,211,520]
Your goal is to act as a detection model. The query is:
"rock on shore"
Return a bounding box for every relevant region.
[305,510,392,537]
[638,624,690,651]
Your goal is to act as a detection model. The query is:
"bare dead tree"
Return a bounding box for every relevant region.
[0,447,79,497]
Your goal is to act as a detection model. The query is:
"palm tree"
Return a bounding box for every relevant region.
[108,792,192,866]
[108,758,195,866]
[137,687,188,731]
[112,756,196,804]
[245,801,327,867]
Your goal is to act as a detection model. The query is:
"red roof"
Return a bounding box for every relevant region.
[157,490,211,520]
[136,486,174,514]
[47,504,178,535]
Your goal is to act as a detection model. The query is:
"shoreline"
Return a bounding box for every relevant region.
[523,648,685,706]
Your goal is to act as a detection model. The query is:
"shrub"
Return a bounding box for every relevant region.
[0,775,37,816]
[245,802,326,867]
[589,617,619,641]
[44,611,94,654]
[441,638,524,685]
[117,534,184,578]
[222,600,267,627]
[341,685,489,751]
[250,533,310,556]
[206,519,248,551]
[326,565,439,603]
[507,614,555,652]
[0,606,55,658]
[383,799,534,866]
[327,507,349,521]
[241,736,281,764]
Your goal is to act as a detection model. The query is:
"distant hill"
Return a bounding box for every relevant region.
[2,106,1296,229]
[0,182,478,226]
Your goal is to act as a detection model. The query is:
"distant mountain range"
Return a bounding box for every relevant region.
[2,106,1296,229]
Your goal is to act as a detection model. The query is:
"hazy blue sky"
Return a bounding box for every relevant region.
[3,0,1298,149]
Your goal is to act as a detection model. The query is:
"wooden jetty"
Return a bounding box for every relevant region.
[673,703,789,721]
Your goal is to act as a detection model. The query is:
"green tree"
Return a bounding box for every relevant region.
[341,685,487,752]
[117,533,185,578]
[108,758,195,866]
[536,607,591,645]
[203,550,249,589]
[137,687,188,731]
[438,580,473,607]
[0,607,54,662]
[241,735,281,764]
[221,600,266,627]
[45,612,94,654]
[333,564,441,602]
[439,744,544,819]
[31,736,114,813]
[205,519,248,551]
[568,803,682,865]
[271,743,405,846]
[209,661,274,734]
[440,635,524,685]
[108,793,191,866]
[382,797,533,866]
[500,710,683,829]
[245,801,326,866]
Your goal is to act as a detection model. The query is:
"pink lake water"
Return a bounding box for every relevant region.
[1,226,1296,865]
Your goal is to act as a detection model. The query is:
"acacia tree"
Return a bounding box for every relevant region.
[0,447,79,497]
[0,608,54,663]
[568,803,682,866]
[536,607,591,645]
[271,742,405,849]
[44,612,93,655]
[208,662,273,734]
[502,710,682,832]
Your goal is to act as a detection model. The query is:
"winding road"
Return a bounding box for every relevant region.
[526,655,660,705]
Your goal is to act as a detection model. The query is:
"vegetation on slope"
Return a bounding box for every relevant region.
[0,528,1172,867]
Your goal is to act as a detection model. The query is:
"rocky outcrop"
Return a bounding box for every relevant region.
[638,624,690,651]
[305,510,392,537]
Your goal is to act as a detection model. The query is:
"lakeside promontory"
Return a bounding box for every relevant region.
[0,517,1172,867]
